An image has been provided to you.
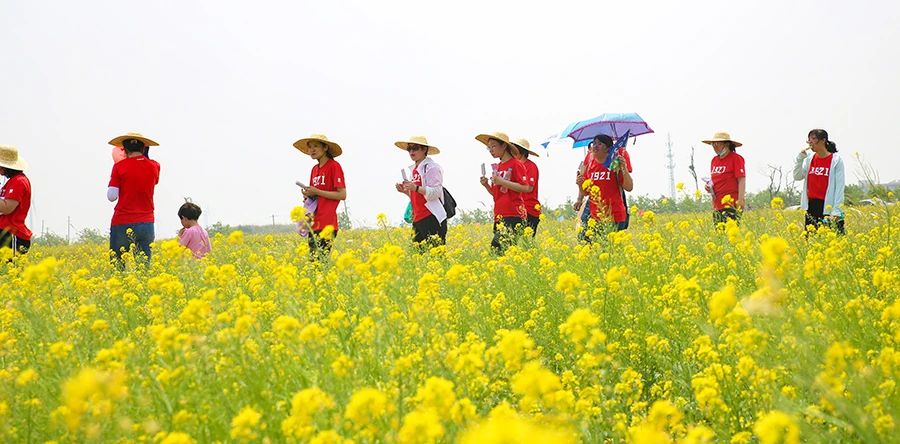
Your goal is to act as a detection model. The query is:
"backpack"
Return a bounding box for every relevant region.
[423,163,457,219]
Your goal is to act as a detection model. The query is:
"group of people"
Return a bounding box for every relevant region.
[0,127,845,263]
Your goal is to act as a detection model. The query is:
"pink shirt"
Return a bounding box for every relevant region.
[178,224,211,259]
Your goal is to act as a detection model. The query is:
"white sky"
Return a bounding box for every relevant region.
[2,0,898,237]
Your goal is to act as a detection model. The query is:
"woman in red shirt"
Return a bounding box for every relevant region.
[0,145,32,255]
[477,132,529,254]
[793,129,845,234]
[511,138,541,237]
[395,136,447,249]
[293,134,347,260]
[107,132,160,267]
[702,132,746,225]
[580,135,633,242]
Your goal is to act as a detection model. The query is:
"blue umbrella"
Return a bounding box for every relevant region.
[561,112,653,149]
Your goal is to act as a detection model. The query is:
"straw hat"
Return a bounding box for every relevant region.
[395,135,440,155]
[702,131,742,147]
[0,145,28,171]
[293,134,343,157]
[511,138,540,158]
[475,131,519,155]
[108,132,159,148]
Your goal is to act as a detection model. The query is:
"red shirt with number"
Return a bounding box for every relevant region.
[410,166,431,222]
[807,154,833,200]
[710,152,745,210]
[309,159,345,232]
[583,149,633,173]
[522,158,541,217]
[584,158,627,223]
[109,155,160,225]
[0,174,32,240]
[492,158,527,218]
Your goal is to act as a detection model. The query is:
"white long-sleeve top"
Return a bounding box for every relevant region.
[410,157,447,223]
[793,151,845,216]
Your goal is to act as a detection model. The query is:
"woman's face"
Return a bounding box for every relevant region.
[486,139,506,159]
[407,144,427,162]
[807,134,824,150]
[307,141,327,160]
[590,139,609,157]
[712,141,728,155]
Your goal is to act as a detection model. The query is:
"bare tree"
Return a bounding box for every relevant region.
[765,165,783,200]
[687,146,699,192]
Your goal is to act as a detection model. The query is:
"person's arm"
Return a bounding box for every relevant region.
[493,176,531,193]
[420,164,444,202]
[305,187,346,201]
[480,176,493,195]
[737,177,746,210]
[0,198,19,215]
[107,187,119,202]
[793,151,809,181]
[619,169,634,192]
[829,156,845,216]
[178,227,193,247]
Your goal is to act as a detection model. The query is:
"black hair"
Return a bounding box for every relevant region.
[0,167,22,178]
[178,202,202,220]
[725,141,737,153]
[808,129,837,153]
[123,138,146,154]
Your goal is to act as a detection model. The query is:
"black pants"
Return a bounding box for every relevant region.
[525,214,540,237]
[713,208,741,226]
[413,215,447,249]
[491,216,524,255]
[308,229,338,261]
[806,199,845,234]
[0,230,30,255]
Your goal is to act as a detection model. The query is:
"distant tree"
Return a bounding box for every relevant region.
[207,221,233,236]
[34,232,68,247]
[77,228,108,244]
[338,204,353,230]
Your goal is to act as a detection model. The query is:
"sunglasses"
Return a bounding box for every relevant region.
[406,145,426,152]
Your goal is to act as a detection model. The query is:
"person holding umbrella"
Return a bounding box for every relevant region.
[0,145,32,256]
[107,132,161,267]
[793,129,845,234]
[580,135,633,242]
[702,132,745,224]
[511,138,541,236]
[293,134,347,260]
[478,131,528,254]
[394,136,447,249]
[575,145,633,230]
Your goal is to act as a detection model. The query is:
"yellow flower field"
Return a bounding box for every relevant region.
[1,207,898,443]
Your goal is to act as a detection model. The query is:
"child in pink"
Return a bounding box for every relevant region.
[177,202,211,259]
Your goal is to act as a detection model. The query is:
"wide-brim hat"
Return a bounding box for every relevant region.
[702,131,742,147]
[475,131,519,155]
[108,132,159,148]
[0,145,28,171]
[395,135,440,155]
[511,138,540,158]
[293,134,343,157]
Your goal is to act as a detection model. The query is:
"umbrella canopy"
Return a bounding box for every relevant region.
[562,112,653,148]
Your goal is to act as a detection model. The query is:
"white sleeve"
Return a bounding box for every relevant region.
[107,186,119,202]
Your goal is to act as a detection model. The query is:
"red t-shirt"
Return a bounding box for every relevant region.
[583,149,633,173]
[491,158,527,218]
[710,152,745,210]
[310,159,345,232]
[410,167,431,222]
[109,156,160,226]
[807,154,833,200]
[0,174,32,240]
[522,159,541,217]
[584,158,626,223]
